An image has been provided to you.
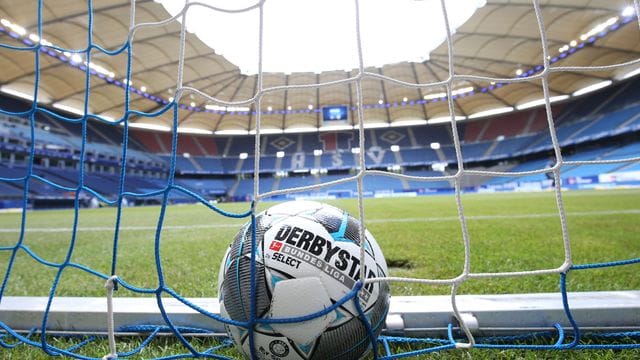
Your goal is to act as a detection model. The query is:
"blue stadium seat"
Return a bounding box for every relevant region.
[226,136,255,157]
[175,178,227,196]
[439,146,457,162]
[220,157,240,173]
[193,156,225,173]
[411,125,452,146]
[316,174,405,193]
[403,170,451,189]
[561,86,617,122]
[563,147,613,161]
[483,158,550,185]
[364,147,397,168]
[165,156,198,173]
[491,134,538,158]
[461,141,492,162]
[239,157,255,173]
[0,181,23,198]
[622,162,640,172]
[83,173,120,196]
[522,119,591,153]
[233,177,275,197]
[300,133,324,154]
[0,164,27,179]
[400,148,439,165]
[278,176,318,191]
[0,165,76,197]
[318,174,358,194]
[603,142,640,159]
[279,153,315,171]
[364,174,404,191]
[320,151,356,170]
[259,156,278,172]
[576,106,640,140]
[561,163,626,178]
[598,78,640,111]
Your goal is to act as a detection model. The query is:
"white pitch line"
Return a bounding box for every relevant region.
[366,209,640,224]
[0,209,638,234]
[0,223,243,233]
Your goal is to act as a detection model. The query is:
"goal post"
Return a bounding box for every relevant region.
[0,0,639,358]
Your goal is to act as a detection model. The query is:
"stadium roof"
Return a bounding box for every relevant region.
[0,0,638,135]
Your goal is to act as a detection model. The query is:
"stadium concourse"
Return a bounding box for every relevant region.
[0,74,639,208]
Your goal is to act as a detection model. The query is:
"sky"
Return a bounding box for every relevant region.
[159,0,486,74]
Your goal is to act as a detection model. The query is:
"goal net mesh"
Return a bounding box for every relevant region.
[0,0,639,358]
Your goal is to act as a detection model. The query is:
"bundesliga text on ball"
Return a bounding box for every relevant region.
[270,224,377,302]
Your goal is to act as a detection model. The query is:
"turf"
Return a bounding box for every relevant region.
[0,188,638,359]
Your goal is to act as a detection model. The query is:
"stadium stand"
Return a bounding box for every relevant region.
[562,162,627,178]
[278,175,319,191]
[480,111,531,141]
[320,151,357,170]
[239,157,255,173]
[132,129,166,154]
[265,134,300,154]
[164,155,199,173]
[363,148,397,168]
[192,156,225,174]
[219,157,240,174]
[439,145,457,163]
[526,107,554,133]
[490,134,538,159]
[561,87,615,123]
[233,177,276,198]
[316,175,361,195]
[226,136,256,157]
[576,105,640,140]
[2,75,640,206]
[603,142,640,159]
[622,162,640,172]
[463,117,485,143]
[0,181,22,198]
[411,124,452,146]
[403,170,452,190]
[399,148,440,165]
[175,178,228,196]
[374,128,414,148]
[461,141,493,162]
[177,134,207,157]
[482,158,551,186]
[193,136,219,156]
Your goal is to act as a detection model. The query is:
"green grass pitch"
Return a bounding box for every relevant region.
[0,189,638,359]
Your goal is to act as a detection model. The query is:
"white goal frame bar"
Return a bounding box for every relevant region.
[1,291,638,337]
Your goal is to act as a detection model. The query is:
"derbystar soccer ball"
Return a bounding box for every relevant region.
[218,201,390,360]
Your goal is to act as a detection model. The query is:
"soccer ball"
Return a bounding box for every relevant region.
[218,201,390,359]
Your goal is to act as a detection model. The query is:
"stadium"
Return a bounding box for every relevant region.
[0,0,638,359]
